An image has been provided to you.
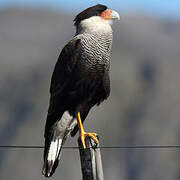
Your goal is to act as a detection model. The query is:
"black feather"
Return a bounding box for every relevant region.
[74,4,107,26]
[44,39,81,138]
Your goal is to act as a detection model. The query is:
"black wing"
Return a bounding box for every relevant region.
[44,39,81,137]
[50,39,81,96]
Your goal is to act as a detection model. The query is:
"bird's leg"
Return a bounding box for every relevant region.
[76,112,99,149]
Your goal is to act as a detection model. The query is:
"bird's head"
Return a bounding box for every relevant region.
[74,4,120,33]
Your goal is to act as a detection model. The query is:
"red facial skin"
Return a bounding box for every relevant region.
[100,9,112,20]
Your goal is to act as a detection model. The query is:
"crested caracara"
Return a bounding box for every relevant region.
[42,4,120,177]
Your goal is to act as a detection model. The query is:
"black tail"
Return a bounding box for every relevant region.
[42,136,63,177]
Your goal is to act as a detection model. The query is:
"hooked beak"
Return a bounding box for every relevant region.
[110,10,120,20]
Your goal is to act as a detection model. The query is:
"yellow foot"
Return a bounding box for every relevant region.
[80,132,99,149]
[76,112,99,149]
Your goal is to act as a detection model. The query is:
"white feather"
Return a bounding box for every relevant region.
[47,111,77,163]
[80,16,112,34]
[54,111,77,137]
[47,139,62,162]
[47,111,77,162]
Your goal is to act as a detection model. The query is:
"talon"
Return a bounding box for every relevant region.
[86,133,98,144]
[80,132,99,149]
[76,112,99,149]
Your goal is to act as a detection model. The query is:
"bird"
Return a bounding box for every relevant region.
[42,4,120,177]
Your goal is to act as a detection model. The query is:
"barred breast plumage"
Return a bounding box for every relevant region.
[75,31,113,74]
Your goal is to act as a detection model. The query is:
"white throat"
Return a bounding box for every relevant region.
[78,16,112,34]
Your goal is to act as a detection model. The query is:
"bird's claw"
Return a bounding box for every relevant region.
[80,132,99,149]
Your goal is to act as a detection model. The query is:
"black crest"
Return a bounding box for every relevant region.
[74,4,107,26]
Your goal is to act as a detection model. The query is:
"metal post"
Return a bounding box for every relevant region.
[78,136,104,180]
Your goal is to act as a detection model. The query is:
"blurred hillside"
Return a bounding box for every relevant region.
[0,8,180,180]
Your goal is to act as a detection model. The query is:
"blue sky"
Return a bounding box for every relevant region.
[0,0,180,18]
